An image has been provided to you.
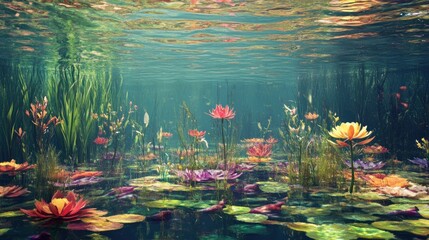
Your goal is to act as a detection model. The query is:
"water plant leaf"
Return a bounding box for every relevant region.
[0,210,24,218]
[408,227,429,236]
[106,214,145,223]
[144,199,182,209]
[285,206,331,217]
[343,213,380,222]
[348,226,395,239]
[256,181,290,193]
[371,221,413,231]
[223,205,251,215]
[285,222,318,232]
[349,192,389,201]
[199,234,237,240]
[404,219,429,227]
[306,224,357,240]
[235,213,268,223]
[68,217,124,232]
[0,228,10,236]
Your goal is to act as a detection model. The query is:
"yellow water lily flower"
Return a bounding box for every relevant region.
[329,122,372,141]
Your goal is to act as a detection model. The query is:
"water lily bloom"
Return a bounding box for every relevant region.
[93,137,109,145]
[20,190,102,221]
[0,159,36,173]
[247,143,272,158]
[344,159,386,170]
[363,144,388,154]
[0,185,30,198]
[188,129,206,138]
[408,157,428,169]
[304,112,319,121]
[329,122,373,141]
[208,104,235,120]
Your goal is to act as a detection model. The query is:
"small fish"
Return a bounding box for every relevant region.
[250,201,285,214]
[388,206,421,217]
[147,210,173,221]
[197,200,225,213]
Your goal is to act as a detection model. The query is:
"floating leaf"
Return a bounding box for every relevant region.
[106,214,145,223]
[144,199,182,209]
[0,228,10,236]
[349,192,389,201]
[223,205,250,215]
[285,222,318,232]
[285,206,331,217]
[348,226,395,239]
[0,210,24,218]
[409,227,429,236]
[235,213,268,223]
[371,221,413,231]
[256,181,289,193]
[343,213,379,222]
[404,219,429,228]
[306,224,357,240]
[68,217,123,232]
[200,234,236,240]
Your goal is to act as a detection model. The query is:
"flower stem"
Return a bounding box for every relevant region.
[349,142,355,194]
[221,119,227,169]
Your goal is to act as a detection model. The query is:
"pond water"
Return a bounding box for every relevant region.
[1,0,429,240]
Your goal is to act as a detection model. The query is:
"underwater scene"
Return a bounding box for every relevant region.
[1,0,429,239]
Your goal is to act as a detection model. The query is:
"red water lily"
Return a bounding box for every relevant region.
[247,143,272,158]
[71,171,103,180]
[0,159,36,173]
[93,137,109,145]
[20,190,103,222]
[188,129,206,138]
[208,104,235,120]
[0,185,30,198]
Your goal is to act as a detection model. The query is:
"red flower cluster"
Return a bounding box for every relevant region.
[93,137,109,145]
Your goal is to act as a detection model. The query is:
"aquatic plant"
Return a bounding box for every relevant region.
[246,143,272,162]
[408,157,428,169]
[174,169,242,182]
[329,122,374,193]
[209,104,236,169]
[34,145,60,195]
[344,159,386,170]
[0,159,35,175]
[21,190,103,222]
[362,174,409,188]
[52,177,104,188]
[0,185,30,198]
[106,186,136,200]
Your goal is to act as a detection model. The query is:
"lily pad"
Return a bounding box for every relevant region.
[228,224,268,235]
[285,206,331,217]
[348,226,395,239]
[235,213,268,223]
[200,234,236,240]
[306,224,357,240]
[0,210,24,218]
[285,222,318,232]
[350,192,389,201]
[144,199,182,209]
[256,181,290,193]
[307,216,343,224]
[343,213,379,222]
[68,217,124,232]
[371,221,413,231]
[106,214,145,223]
[223,205,251,215]
[404,219,429,227]
[409,227,429,236]
[0,228,10,236]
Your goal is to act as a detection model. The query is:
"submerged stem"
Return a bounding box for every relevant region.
[349,142,355,194]
[221,118,227,169]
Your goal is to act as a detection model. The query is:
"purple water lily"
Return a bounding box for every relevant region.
[52,176,104,187]
[344,159,386,170]
[106,186,136,199]
[174,169,242,182]
[217,163,256,171]
[408,157,428,169]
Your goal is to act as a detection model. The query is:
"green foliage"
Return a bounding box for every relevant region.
[34,145,59,199]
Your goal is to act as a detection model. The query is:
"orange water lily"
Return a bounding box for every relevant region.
[0,159,36,173]
[329,122,375,194]
[21,190,103,222]
[0,185,30,198]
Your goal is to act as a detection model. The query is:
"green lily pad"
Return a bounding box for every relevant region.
[235,213,268,223]
[0,210,24,218]
[228,224,268,235]
[306,224,357,240]
[256,181,290,193]
[350,192,389,201]
[285,222,318,232]
[0,228,10,236]
[404,219,429,228]
[390,198,429,204]
[343,213,380,222]
[285,206,331,217]
[144,199,182,209]
[307,216,343,224]
[348,226,395,239]
[223,205,251,215]
[409,227,429,236]
[371,221,414,231]
[239,197,268,204]
[352,202,383,209]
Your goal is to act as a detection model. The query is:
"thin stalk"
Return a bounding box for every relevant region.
[349,142,355,194]
[221,119,227,168]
